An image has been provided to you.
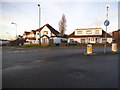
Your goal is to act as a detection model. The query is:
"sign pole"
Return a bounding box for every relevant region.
[104,4,110,53]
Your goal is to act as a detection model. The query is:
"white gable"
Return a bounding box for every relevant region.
[41,26,51,37]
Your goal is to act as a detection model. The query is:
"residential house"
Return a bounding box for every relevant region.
[112,29,120,43]
[23,30,38,44]
[36,24,67,45]
[68,28,112,44]
[23,24,68,45]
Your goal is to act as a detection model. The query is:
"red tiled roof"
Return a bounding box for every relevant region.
[31,30,36,34]
[25,37,36,40]
[23,31,30,35]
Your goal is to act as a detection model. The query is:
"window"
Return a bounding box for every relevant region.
[57,34,61,36]
[86,30,92,34]
[95,30,99,34]
[77,31,82,34]
[81,39,86,43]
[43,31,48,35]
[102,38,107,43]
[70,39,74,41]
[42,38,48,42]
[91,38,94,41]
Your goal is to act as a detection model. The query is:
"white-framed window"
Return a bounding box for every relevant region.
[70,39,74,41]
[42,38,48,42]
[86,30,92,34]
[91,38,94,41]
[37,33,39,35]
[102,38,107,43]
[81,39,86,43]
[95,30,99,34]
[77,31,83,34]
[43,31,48,35]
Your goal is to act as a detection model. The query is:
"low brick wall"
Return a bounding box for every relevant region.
[77,43,112,46]
[60,43,67,46]
[41,42,49,46]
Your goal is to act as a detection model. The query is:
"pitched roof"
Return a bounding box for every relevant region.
[36,24,60,36]
[102,30,112,37]
[25,37,36,40]
[112,29,120,33]
[31,30,36,34]
[75,28,102,30]
[69,30,112,38]
[23,31,30,35]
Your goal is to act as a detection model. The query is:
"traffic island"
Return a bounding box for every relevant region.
[83,53,97,55]
[83,44,97,55]
[106,51,119,54]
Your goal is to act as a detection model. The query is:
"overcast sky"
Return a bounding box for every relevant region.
[0,0,119,40]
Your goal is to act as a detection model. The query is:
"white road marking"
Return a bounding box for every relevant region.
[3,49,39,54]
[7,52,12,53]
[34,60,43,63]
[33,50,38,51]
[20,50,26,52]
[13,51,19,53]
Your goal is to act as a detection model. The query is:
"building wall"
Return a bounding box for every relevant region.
[36,26,56,43]
[52,37,67,44]
[68,37,112,44]
[113,30,120,43]
[75,28,102,36]
[107,38,113,43]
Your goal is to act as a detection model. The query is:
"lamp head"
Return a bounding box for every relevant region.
[38,4,40,7]
[11,22,14,24]
[106,4,110,8]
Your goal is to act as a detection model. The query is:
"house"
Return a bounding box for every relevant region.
[112,29,120,43]
[23,30,38,44]
[68,28,113,44]
[23,24,68,45]
[36,24,68,45]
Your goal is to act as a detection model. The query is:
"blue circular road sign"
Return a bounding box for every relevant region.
[104,20,110,26]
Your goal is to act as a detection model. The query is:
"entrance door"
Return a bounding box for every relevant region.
[96,38,99,43]
[42,38,48,42]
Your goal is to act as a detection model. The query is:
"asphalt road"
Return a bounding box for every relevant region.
[2,46,119,88]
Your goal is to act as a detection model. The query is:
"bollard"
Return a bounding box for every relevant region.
[112,43,117,52]
[87,44,92,54]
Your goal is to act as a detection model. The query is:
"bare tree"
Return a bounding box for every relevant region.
[59,14,66,36]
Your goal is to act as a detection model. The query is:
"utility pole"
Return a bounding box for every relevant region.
[38,4,41,46]
[11,22,17,39]
[104,4,110,53]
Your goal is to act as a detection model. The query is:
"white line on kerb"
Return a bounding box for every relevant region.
[20,51,26,52]
[13,51,19,53]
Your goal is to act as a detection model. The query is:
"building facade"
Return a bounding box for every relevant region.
[112,29,120,43]
[68,28,112,44]
[23,24,68,45]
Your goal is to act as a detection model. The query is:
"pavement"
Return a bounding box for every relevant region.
[1,46,119,88]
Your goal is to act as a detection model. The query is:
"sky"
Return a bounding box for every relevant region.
[0,0,119,40]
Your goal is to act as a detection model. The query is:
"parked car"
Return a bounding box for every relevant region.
[68,41,78,46]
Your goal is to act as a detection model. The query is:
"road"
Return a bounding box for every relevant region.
[2,46,119,88]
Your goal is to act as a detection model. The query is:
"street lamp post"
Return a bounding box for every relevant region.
[38,4,41,46]
[104,4,110,53]
[11,22,17,39]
